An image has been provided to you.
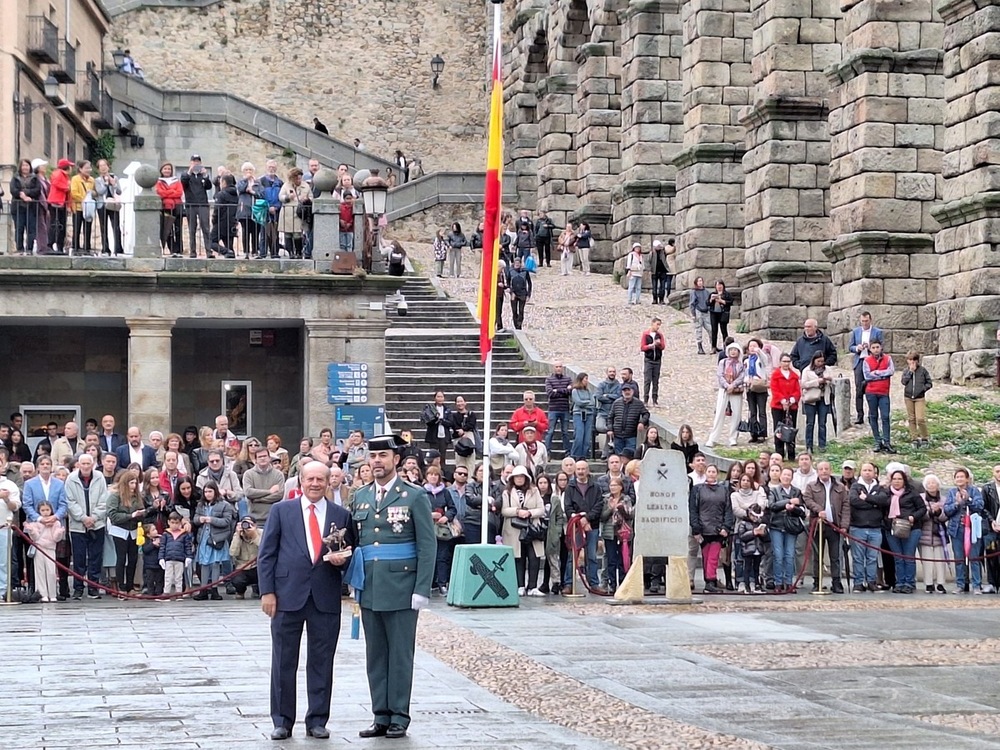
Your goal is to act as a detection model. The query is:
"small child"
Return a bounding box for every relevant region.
[901,350,933,448]
[736,503,768,594]
[159,512,194,597]
[23,500,65,602]
[141,524,164,596]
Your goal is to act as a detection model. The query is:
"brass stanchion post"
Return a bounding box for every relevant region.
[812,519,830,596]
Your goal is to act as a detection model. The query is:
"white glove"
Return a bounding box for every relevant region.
[411,594,429,611]
[158,559,166,570]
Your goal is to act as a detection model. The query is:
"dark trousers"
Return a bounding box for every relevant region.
[284,232,303,259]
[72,529,105,595]
[72,212,93,254]
[880,529,896,587]
[811,523,842,586]
[270,595,341,731]
[160,207,183,254]
[515,543,540,590]
[144,566,164,595]
[434,538,454,588]
[210,217,237,257]
[803,401,829,452]
[495,293,505,331]
[98,206,122,254]
[113,535,139,592]
[233,567,259,594]
[853,365,867,420]
[511,295,527,330]
[187,204,210,257]
[13,202,37,253]
[239,217,259,257]
[743,555,761,587]
[652,273,667,303]
[709,312,729,350]
[643,359,662,403]
[51,205,68,251]
[262,221,279,258]
[866,393,891,446]
[361,607,420,729]
[536,239,551,266]
[426,437,450,462]
[771,407,797,460]
[747,391,768,439]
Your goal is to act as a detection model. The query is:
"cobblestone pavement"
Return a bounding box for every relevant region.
[9,594,1000,749]
[407,244,998,453]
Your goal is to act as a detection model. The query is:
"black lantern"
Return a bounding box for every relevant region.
[111,48,126,69]
[431,54,445,88]
[44,75,60,100]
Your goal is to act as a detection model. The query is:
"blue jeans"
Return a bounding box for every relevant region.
[952,532,983,590]
[605,537,627,589]
[545,410,570,454]
[339,231,354,252]
[770,529,797,586]
[865,393,891,446]
[850,526,882,587]
[613,436,637,458]
[887,527,921,588]
[571,412,593,459]
[802,401,829,452]
[585,529,600,587]
[627,275,642,304]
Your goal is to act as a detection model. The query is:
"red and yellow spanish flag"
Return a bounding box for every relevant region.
[478,15,504,364]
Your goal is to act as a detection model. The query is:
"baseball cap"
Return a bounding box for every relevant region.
[190,154,202,161]
[31,158,48,171]
[621,382,635,392]
[842,460,856,470]
[652,240,664,248]
[57,158,73,169]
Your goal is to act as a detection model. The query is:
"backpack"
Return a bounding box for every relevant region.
[524,255,537,272]
[251,198,269,225]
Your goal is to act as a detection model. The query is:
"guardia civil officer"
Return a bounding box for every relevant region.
[347,433,436,739]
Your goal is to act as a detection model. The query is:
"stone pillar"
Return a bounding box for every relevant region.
[302,318,390,438]
[824,1,942,359]
[127,317,175,436]
[535,73,579,228]
[612,0,683,264]
[738,0,841,338]
[572,41,622,271]
[931,0,1000,381]
[673,0,753,295]
[130,163,164,261]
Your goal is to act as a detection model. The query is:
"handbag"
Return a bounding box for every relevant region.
[455,435,475,457]
[750,379,768,394]
[737,420,750,433]
[776,411,798,444]
[105,194,122,212]
[434,522,456,541]
[520,520,548,542]
[509,517,530,530]
[891,517,913,539]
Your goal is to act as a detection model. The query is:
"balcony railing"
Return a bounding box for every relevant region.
[26,16,59,64]
[51,40,76,84]
[93,90,114,130]
[76,68,101,112]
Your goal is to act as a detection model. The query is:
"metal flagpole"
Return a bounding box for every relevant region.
[482,348,494,536]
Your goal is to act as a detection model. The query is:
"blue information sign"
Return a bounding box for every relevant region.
[335,405,385,442]
[327,363,369,404]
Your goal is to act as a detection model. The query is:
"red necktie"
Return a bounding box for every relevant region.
[308,505,322,563]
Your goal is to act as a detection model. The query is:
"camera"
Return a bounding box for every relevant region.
[240,521,253,530]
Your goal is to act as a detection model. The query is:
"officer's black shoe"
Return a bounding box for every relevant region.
[359,724,389,738]
[270,727,291,740]
[306,726,330,739]
[385,724,407,739]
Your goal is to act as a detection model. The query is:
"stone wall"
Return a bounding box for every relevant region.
[388,203,482,244]
[113,0,488,171]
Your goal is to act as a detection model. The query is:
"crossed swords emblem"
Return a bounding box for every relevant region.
[469,552,510,600]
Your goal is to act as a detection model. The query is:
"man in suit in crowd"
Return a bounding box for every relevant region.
[348,434,435,740]
[848,310,884,425]
[258,461,355,741]
[98,414,124,455]
[114,427,159,472]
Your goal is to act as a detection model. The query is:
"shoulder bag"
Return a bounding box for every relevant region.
[890,517,912,539]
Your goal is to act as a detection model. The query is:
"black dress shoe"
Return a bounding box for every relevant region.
[270,727,291,740]
[306,726,330,739]
[359,723,389,738]
[386,724,407,739]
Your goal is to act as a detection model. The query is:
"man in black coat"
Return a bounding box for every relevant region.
[790,318,838,372]
[563,460,606,593]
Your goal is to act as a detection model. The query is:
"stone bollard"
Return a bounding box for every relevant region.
[310,168,340,263]
[131,164,162,259]
[832,376,851,439]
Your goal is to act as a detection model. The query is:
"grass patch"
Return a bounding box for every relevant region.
[715,393,1000,479]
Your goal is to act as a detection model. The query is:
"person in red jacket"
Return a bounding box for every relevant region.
[46,158,73,254]
[769,353,801,461]
[862,340,896,453]
[155,162,184,256]
[509,391,549,440]
[639,317,666,405]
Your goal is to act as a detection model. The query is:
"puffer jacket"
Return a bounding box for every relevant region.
[901,366,933,400]
[920,492,948,548]
[192,498,237,549]
[736,518,769,556]
[690,481,734,537]
[609,397,650,440]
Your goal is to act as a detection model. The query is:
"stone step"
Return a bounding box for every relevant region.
[385,373,541,384]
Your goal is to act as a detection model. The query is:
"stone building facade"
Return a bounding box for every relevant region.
[504,0,1000,381]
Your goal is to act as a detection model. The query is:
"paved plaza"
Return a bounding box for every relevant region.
[6,595,1000,749]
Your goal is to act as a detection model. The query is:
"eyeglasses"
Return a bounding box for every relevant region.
[455,472,468,477]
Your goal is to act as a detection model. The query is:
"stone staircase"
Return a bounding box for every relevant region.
[384,277,552,463]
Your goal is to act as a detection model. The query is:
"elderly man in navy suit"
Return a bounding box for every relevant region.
[258,460,356,741]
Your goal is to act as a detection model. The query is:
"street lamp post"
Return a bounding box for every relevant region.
[431,54,445,88]
[360,173,389,273]
[111,49,126,69]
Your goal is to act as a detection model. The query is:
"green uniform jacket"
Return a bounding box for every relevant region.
[351,476,436,611]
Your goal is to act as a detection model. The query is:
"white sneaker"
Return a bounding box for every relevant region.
[517,587,526,596]
[527,588,545,597]
[737,582,747,594]
[983,584,996,594]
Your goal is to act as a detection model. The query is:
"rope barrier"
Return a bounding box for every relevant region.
[11,525,258,602]
[566,515,611,597]
[817,518,1000,564]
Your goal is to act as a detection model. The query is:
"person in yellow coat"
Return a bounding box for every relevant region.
[69,160,96,255]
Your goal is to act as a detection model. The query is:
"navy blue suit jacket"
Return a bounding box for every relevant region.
[115,444,159,472]
[257,499,355,614]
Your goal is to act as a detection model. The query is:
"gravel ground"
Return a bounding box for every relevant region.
[916,713,1000,736]
[406,242,999,469]
[687,637,1000,670]
[416,610,770,750]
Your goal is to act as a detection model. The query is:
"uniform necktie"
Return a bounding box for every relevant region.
[308,505,322,563]
[377,485,384,507]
